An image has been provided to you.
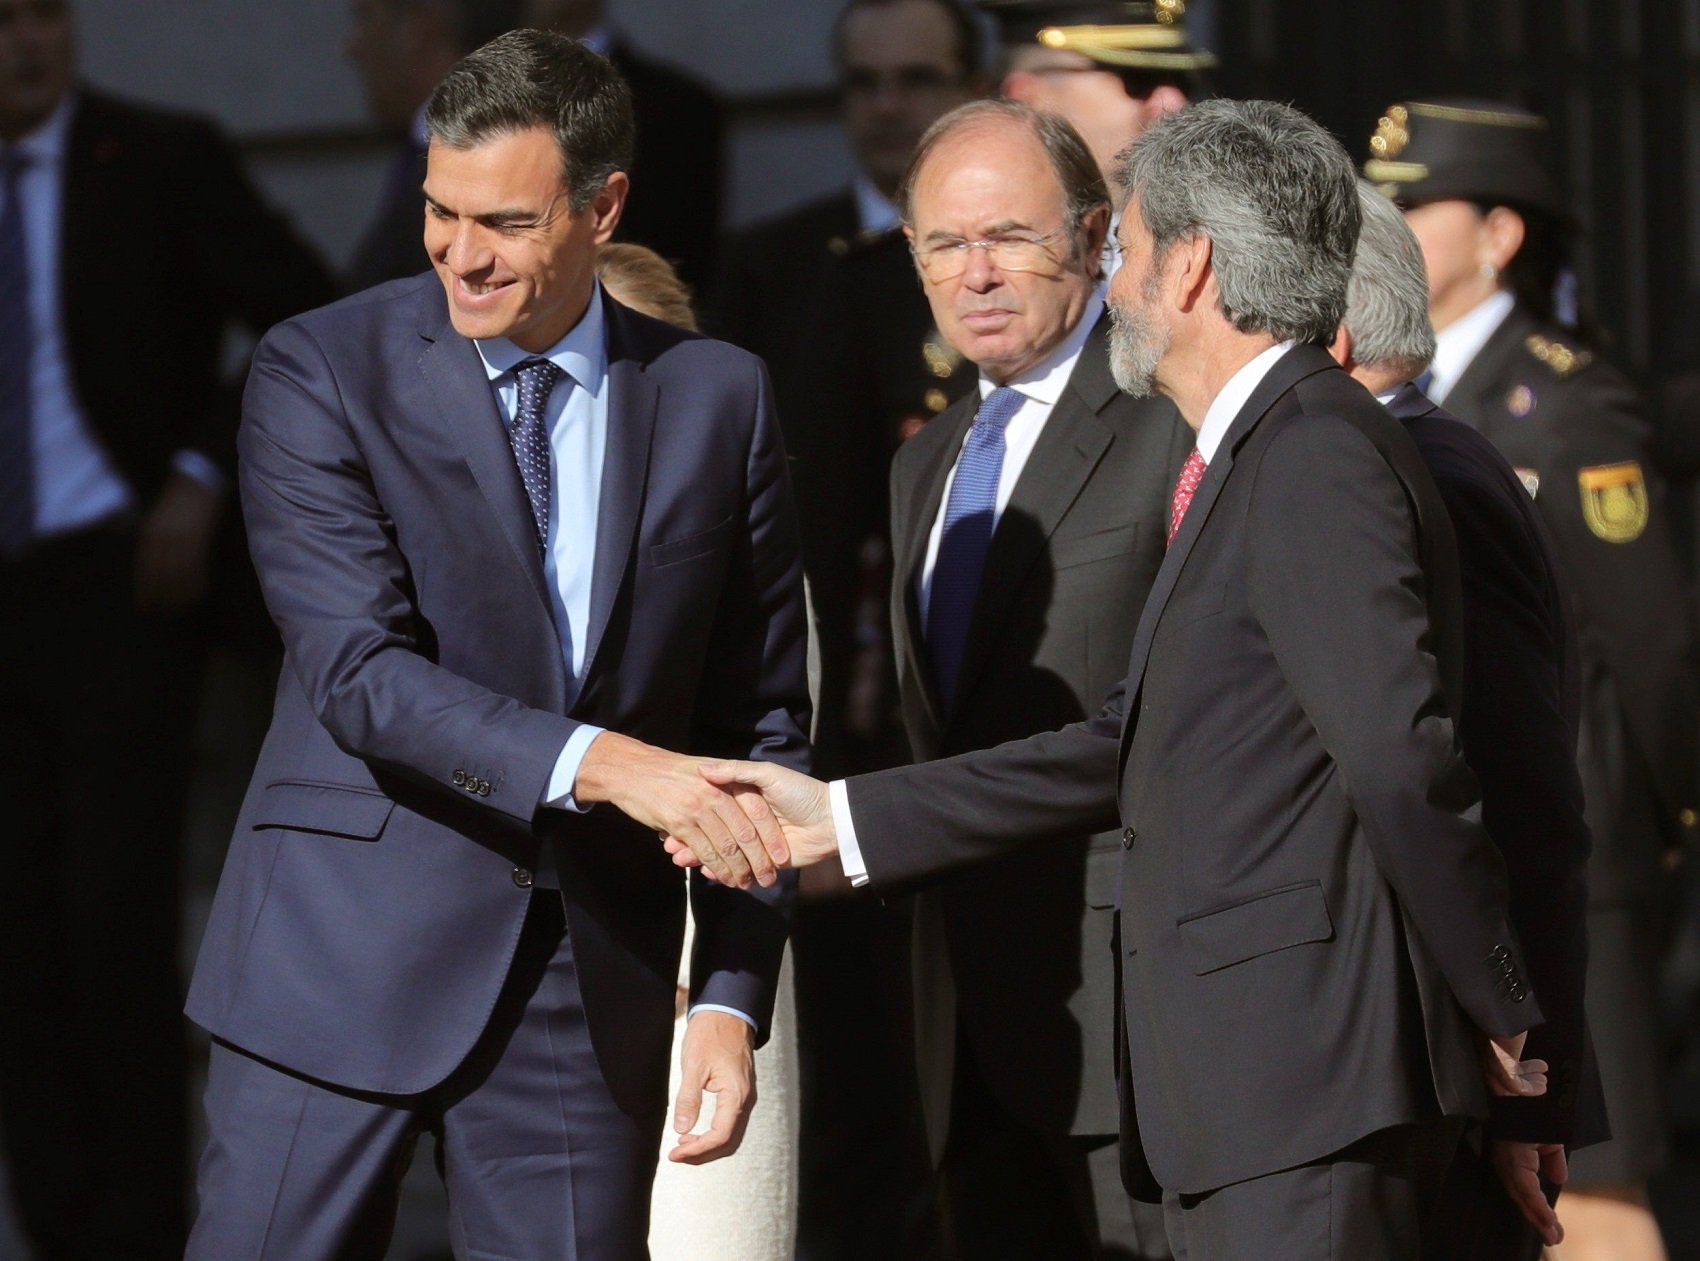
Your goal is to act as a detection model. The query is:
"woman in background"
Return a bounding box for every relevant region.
[597,240,803,1261]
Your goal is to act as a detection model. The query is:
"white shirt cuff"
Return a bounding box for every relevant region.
[829,779,870,887]
[169,449,228,495]
[687,1003,757,1031]
[542,725,607,812]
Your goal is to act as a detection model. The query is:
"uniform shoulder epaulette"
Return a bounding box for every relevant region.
[1524,333,1593,380]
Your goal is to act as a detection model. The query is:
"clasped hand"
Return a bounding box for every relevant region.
[653,760,838,887]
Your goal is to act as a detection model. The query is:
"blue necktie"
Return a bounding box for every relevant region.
[509,358,563,555]
[0,148,33,555]
[927,385,1023,708]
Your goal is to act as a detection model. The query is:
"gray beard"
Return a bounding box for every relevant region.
[1107,299,1169,398]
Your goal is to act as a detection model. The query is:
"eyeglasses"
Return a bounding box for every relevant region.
[912,232,1066,281]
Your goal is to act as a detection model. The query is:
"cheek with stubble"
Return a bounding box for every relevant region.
[1106,299,1168,397]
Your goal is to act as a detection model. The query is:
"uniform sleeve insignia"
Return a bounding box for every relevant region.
[1525,334,1593,380]
[1514,467,1540,497]
[1577,462,1648,542]
[1506,384,1536,417]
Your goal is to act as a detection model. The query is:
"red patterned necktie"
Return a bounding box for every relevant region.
[1168,448,1207,546]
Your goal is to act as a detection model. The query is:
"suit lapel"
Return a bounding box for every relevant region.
[1115,345,1336,764]
[895,393,976,732]
[581,295,659,687]
[59,95,116,375]
[415,290,556,617]
[1439,306,1532,442]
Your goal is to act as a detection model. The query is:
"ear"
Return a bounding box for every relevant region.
[1327,322,1354,370]
[1144,84,1188,120]
[1171,232,1213,312]
[588,171,630,243]
[1480,205,1526,273]
[1078,204,1110,271]
[1001,70,1044,106]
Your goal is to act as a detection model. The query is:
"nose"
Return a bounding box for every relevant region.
[442,221,493,277]
[960,243,1001,291]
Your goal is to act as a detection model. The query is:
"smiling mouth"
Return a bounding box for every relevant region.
[457,277,513,298]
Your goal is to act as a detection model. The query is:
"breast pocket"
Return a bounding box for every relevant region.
[252,780,396,841]
[649,515,735,569]
[1052,524,1140,571]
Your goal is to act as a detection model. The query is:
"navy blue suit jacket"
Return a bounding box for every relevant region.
[186,278,809,1119]
[1387,382,1602,1146]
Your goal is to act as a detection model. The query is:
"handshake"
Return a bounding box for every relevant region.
[573,731,836,888]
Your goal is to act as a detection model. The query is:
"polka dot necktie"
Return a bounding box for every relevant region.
[1168,447,1207,547]
[0,149,33,557]
[509,358,563,556]
[927,385,1024,708]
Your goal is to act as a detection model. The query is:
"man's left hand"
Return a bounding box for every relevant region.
[1480,1030,1547,1098]
[1488,1139,1566,1246]
[134,472,223,613]
[668,1009,756,1164]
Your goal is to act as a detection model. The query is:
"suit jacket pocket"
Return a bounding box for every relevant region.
[650,515,735,568]
[1053,524,1140,571]
[1177,880,1333,975]
[253,780,396,840]
[1085,846,1122,910]
[1163,581,1226,624]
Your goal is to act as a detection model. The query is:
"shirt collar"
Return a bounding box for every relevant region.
[474,280,608,394]
[1428,289,1514,404]
[1196,339,1297,463]
[11,90,76,163]
[852,175,901,235]
[977,288,1106,408]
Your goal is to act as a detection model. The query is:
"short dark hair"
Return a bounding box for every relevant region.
[425,28,634,212]
[833,0,982,82]
[897,98,1108,245]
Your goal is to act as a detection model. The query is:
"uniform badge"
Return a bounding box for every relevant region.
[1506,385,1536,417]
[1513,467,1540,497]
[1577,462,1648,543]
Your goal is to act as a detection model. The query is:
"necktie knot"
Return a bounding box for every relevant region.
[974,385,1023,435]
[515,357,563,413]
[1168,447,1207,547]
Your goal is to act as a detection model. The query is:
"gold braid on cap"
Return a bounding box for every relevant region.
[1036,21,1218,69]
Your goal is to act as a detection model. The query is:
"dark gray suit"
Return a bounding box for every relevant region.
[846,346,1537,1249]
[891,316,1188,1256]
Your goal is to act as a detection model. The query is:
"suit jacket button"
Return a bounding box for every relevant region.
[512,866,533,889]
[453,770,467,788]
[1121,827,1136,849]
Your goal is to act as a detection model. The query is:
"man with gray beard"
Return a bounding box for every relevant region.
[670,99,1550,1258]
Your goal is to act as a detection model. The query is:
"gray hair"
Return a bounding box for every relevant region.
[425,28,633,212]
[897,99,1109,248]
[1344,180,1436,378]
[1115,99,1360,344]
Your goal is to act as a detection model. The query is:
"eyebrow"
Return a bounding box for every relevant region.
[422,192,545,223]
[920,219,1037,244]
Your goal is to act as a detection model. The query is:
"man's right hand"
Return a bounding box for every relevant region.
[1488,1139,1566,1246]
[572,733,786,888]
[661,760,838,887]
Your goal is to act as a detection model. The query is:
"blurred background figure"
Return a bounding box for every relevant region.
[0,0,332,1256]
[712,3,982,1256]
[1367,98,1700,1261]
[594,236,803,1261]
[981,0,1212,271]
[342,0,524,292]
[532,0,724,286]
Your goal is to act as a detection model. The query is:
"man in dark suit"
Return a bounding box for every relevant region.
[183,32,808,1259]
[532,0,725,287]
[888,98,1187,1259]
[0,1,333,1254]
[1329,179,1602,1259]
[681,100,1546,1257]
[343,0,523,292]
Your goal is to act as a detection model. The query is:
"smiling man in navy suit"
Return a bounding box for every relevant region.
[184,30,809,1260]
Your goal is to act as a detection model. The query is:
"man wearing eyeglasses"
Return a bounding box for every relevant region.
[888,97,1188,1259]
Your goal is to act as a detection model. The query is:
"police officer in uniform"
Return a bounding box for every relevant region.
[1367,98,1700,1260]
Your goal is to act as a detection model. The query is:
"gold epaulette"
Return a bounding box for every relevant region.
[1524,334,1592,380]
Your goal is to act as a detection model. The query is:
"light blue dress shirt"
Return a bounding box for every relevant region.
[13,94,223,540]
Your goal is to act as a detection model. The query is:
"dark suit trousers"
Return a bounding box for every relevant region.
[0,520,200,1259]
[938,1032,1172,1261]
[1161,1121,1462,1261]
[187,892,659,1260]
[1423,1130,1555,1261]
